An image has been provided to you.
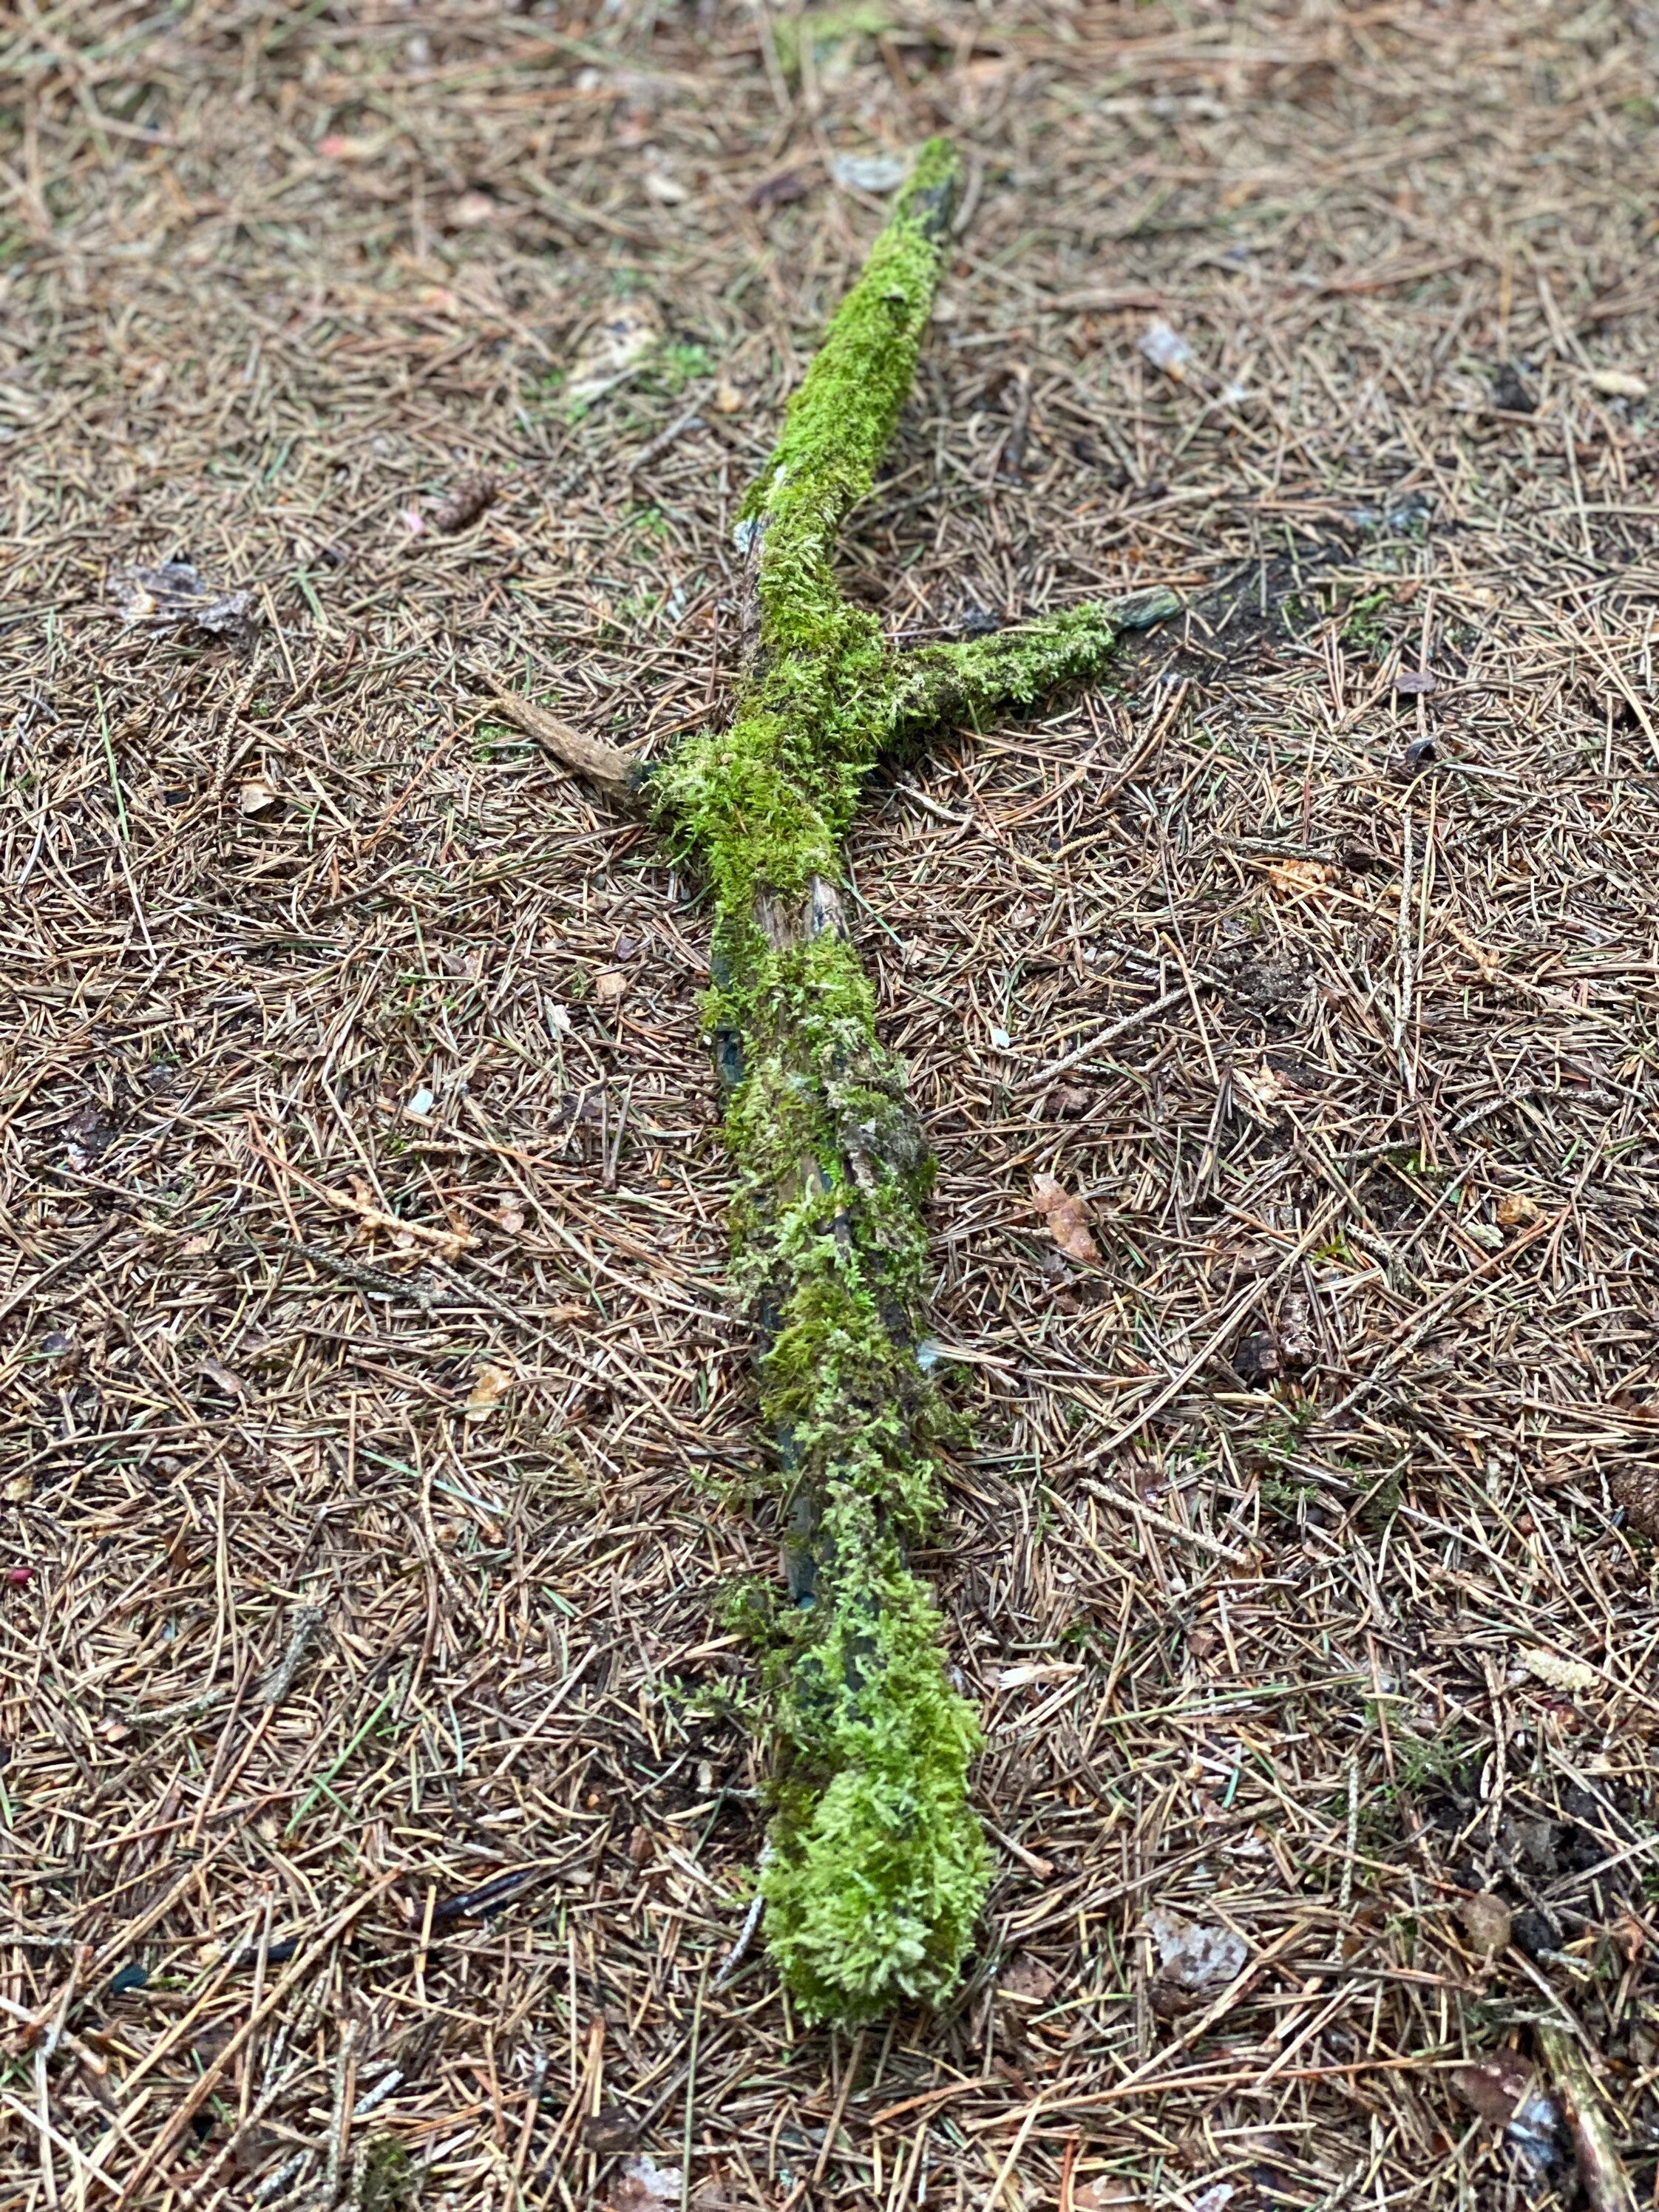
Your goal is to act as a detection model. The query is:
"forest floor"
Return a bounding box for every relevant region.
[4,2,1659,2208]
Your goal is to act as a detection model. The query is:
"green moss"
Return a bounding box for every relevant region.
[761,1544,989,2018]
[357,2136,418,2212]
[1340,586,1395,655]
[639,138,1168,2023]
[772,4,892,86]
[655,339,714,393]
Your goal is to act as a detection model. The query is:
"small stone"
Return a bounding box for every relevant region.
[1459,1891,1512,1955]
[1048,1084,1093,1120]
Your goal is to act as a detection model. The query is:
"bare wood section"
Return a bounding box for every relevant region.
[756,874,847,951]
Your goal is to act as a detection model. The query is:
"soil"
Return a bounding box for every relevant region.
[4,4,1659,2209]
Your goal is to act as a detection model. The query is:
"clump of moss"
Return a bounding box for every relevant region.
[762,1533,989,2017]
[645,139,1171,2021]
[357,2136,418,2212]
[772,3,892,83]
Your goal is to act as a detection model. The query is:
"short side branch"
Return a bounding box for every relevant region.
[486,690,646,812]
[886,586,1181,750]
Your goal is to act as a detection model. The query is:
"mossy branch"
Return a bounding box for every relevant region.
[495,138,1175,2022]
[886,587,1181,748]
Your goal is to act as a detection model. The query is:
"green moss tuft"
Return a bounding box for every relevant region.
[761,1536,988,2018]
[357,2136,419,2212]
[772,3,891,83]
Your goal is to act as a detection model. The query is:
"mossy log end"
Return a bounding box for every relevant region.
[501,138,1175,2021]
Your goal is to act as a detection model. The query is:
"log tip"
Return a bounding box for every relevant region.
[895,137,962,245]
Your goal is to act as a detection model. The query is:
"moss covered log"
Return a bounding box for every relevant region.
[496,137,1174,2022]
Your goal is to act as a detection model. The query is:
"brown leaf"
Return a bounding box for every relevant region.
[1453,2052,1533,2126]
[1266,858,1333,898]
[1048,1084,1093,1121]
[464,1363,512,1420]
[1031,1173,1098,1264]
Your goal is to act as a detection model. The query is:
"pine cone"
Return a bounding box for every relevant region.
[1612,1465,1659,1538]
[430,473,498,535]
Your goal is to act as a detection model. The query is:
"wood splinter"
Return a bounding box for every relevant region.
[491,137,1175,2021]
